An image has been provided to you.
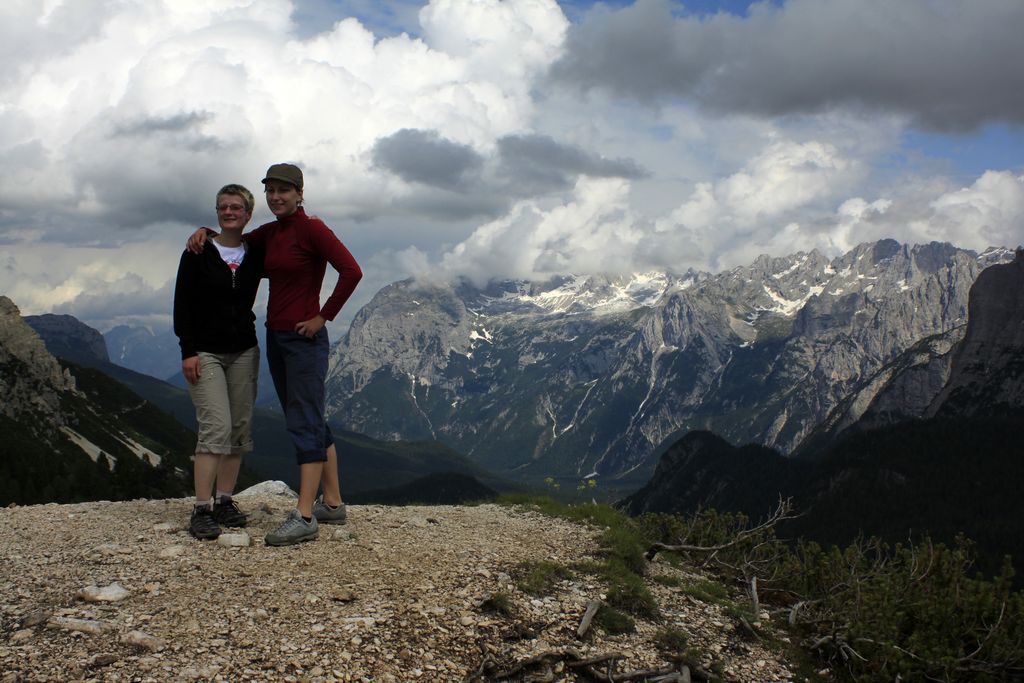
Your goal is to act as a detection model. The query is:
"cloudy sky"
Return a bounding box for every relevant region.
[2,0,1022,336]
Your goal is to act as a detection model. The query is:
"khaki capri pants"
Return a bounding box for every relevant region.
[187,346,259,455]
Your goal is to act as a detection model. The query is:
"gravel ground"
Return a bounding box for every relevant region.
[0,493,798,682]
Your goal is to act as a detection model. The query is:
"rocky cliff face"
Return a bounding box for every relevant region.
[24,313,110,364]
[324,241,1012,479]
[0,297,75,427]
[930,249,1024,417]
[0,297,192,504]
[798,249,1024,452]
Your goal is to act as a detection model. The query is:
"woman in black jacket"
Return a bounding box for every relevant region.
[173,184,264,540]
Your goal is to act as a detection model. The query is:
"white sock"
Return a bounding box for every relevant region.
[216,491,233,503]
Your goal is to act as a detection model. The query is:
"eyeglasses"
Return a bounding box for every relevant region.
[216,203,246,212]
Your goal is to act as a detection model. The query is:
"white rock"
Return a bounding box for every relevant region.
[333,529,353,541]
[46,616,113,635]
[235,480,297,498]
[122,630,164,651]
[153,522,178,532]
[159,545,186,558]
[78,582,130,602]
[217,532,251,548]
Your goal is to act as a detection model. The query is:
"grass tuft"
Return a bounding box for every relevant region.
[682,579,731,605]
[517,560,574,596]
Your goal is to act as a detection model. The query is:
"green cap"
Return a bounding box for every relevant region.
[262,163,303,190]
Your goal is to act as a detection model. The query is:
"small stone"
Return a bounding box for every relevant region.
[21,608,52,628]
[91,543,122,556]
[87,653,119,669]
[10,628,33,644]
[331,588,357,603]
[332,529,353,541]
[217,532,251,548]
[122,630,164,651]
[459,616,475,626]
[153,522,178,532]
[159,545,186,558]
[78,582,130,602]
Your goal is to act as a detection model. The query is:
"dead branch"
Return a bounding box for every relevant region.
[468,648,719,682]
[645,497,796,560]
[576,599,602,639]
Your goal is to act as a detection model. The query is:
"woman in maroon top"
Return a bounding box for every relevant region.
[190,163,362,546]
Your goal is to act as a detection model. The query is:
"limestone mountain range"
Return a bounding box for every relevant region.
[323,239,1014,482]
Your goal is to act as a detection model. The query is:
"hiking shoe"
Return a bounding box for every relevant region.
[313,495,348,525]
[212,497,248,527]
[189,506,221,540]
[265,509,318,547]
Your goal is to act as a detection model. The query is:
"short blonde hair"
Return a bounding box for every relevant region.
[216,184,255,213]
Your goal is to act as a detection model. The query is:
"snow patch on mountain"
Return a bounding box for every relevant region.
[489,272,674,316]
[762,284,825,316]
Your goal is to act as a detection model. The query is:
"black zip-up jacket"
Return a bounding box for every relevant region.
[173,241,264,360]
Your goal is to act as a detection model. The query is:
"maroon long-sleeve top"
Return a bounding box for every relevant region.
[244,207,362,331]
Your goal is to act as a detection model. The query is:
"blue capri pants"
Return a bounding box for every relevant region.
[265,327,335,464]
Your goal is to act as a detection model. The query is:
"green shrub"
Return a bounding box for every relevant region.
[600,560,659,618]
[648,504,1024,682]
[654,626,690,655]
[595,605,635,634]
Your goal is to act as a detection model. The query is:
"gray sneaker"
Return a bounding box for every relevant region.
[313,496,348,525]
[264,509,319,547]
